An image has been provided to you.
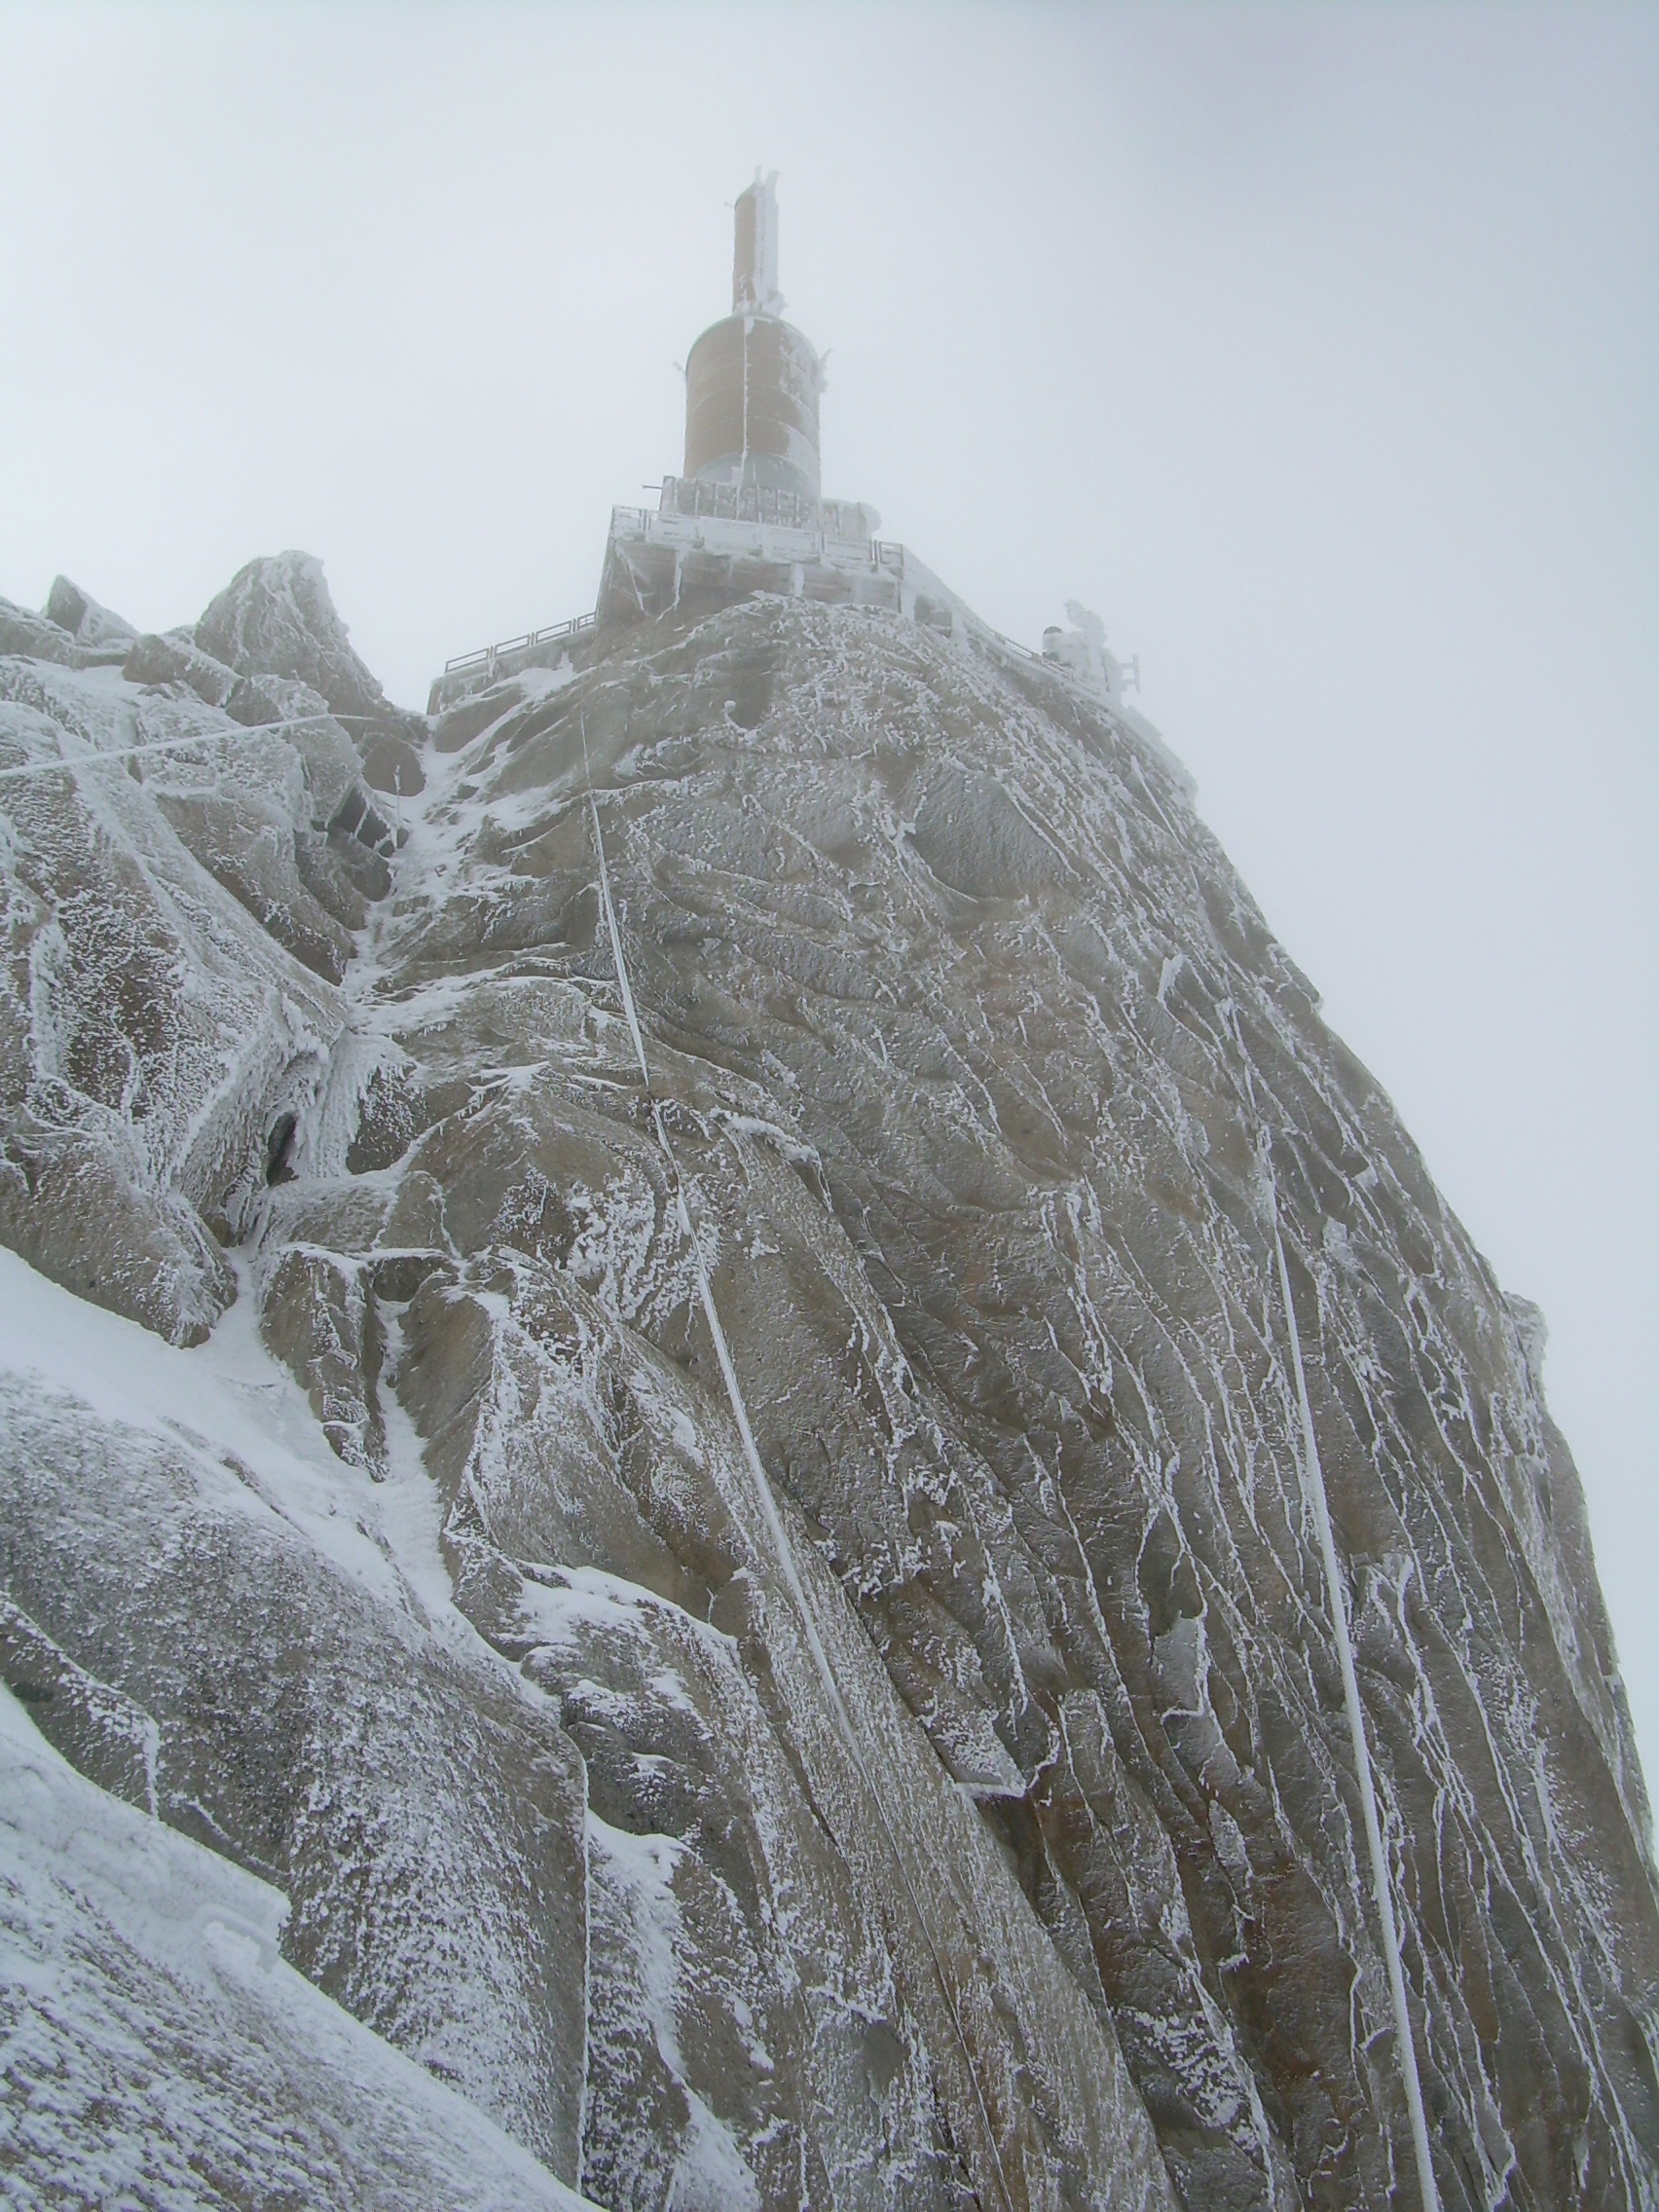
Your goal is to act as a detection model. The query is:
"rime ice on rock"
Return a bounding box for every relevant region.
[0,1677,590,2211]
[44,575,139,653]
[0,560,424,1339]
[3,178,1657,2212]
[197,551,374,719]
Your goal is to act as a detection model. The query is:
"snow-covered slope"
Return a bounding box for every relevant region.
[0,1675,593,2212]
[1,556,1654,2210]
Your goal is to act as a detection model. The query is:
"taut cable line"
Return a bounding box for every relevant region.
[0,711,393,785]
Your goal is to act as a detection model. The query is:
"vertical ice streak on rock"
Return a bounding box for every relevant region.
[585,767,1023,2212]
[574,1761,593,2200]
[141,1709,161,1821]
[585,789,651,1092]
[586,746,850,1731]
[1271,1196,1441,2212]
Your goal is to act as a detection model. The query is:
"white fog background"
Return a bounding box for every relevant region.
[3,3,1656,1788]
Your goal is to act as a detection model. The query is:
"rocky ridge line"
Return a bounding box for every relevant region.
[1,552,1654,2211]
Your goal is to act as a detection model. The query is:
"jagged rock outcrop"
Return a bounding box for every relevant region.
[196,550,424,753]
[0,561,424,1338]
[0,580,133,671]
[1,559,1654,2212]
[0,1667,587,2210]
[43,575,138,655]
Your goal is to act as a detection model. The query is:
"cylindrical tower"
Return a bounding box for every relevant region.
[683,172,823,500]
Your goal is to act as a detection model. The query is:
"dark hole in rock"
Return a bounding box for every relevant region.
[359,730,426,796]
[266,1113,298,1186]
[327,783,397,856]
[1138,1507,1202,1641]
[322,829,393,903]
[7,1678,53,1705]
[724,655,775,731]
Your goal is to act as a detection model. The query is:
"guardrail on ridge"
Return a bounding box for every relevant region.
[444,609,597,676]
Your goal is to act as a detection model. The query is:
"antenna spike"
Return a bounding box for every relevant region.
[733,169,784,317]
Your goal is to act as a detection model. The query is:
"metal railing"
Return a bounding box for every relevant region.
[437,540,1139,720]
[443,608,596,676]
[658,473,822,532]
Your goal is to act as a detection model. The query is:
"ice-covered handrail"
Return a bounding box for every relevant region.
[1269,1177,1442,2212]
[581,727,1015,2212]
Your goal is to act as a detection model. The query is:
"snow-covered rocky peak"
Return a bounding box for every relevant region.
[0,559,419,1347]
[2,551,1655,2212]
[43,574,138,651]
[195,549,411,728]
[0,584,133,670]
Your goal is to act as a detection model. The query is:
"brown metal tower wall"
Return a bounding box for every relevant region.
[683,313,822,499]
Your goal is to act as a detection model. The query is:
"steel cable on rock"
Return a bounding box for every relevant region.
[578,725,1018,2212]
[0,710,399,786]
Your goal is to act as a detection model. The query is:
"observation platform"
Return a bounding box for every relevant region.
[427,476,964,716]
[596,477,961,635]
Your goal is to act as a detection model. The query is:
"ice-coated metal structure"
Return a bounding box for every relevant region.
[683,171,824,499]
[434,168,1147,764]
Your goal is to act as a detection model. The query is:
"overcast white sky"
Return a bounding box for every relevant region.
[4,1,1656,1788]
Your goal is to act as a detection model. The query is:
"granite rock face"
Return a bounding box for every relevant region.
[0,1671,588,2211]
[0,561,422,1336]
[195,550,424,743]
[1,561,1654,2212]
